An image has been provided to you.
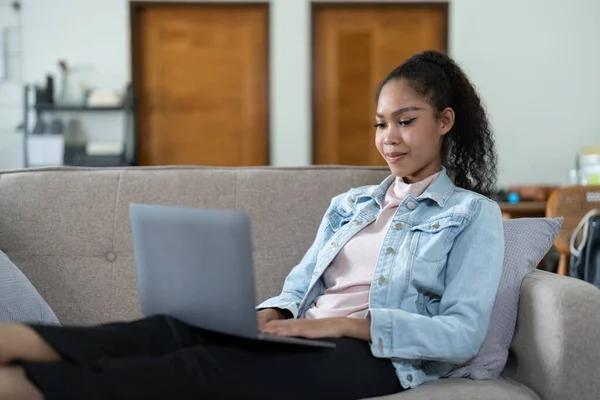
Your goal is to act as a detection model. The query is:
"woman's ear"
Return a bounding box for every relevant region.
[439,107,455,136]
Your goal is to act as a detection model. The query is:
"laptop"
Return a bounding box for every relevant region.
[129,203,335,348]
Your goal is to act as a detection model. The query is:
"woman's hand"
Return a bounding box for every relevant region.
[261,317,372,341]
[262,318,346,339]
[256,308,287,331]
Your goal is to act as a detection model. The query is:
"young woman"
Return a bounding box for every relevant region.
[0,50,503,400]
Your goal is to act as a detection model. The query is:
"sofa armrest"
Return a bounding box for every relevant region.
[503,270,600,400]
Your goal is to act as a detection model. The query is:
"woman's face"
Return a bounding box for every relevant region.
[375,79,454,183]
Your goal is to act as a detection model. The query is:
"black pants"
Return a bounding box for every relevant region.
[20,315,403,400]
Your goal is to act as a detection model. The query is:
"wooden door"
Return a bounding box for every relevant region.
[313,4,448,165]
[131,4,269,166]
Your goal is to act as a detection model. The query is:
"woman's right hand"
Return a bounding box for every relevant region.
[257,308,287,331]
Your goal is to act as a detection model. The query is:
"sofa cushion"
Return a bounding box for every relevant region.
[0,249,60,324]
[447,217,562,380]
[364,377,539,400]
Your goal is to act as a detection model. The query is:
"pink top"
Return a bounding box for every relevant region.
[304,172,440,319]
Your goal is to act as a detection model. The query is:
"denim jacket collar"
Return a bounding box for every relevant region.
[357,166,455,208]
[416,167,455,207]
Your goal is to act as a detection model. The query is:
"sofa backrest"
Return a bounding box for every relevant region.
[0,166,390,325]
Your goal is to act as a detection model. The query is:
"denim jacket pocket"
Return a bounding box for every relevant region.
[411,217,462,262]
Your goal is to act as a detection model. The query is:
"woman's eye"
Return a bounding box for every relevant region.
[399,118,417,127]
[373,123,386,129]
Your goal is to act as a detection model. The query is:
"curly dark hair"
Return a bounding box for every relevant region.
[376,50,497,197]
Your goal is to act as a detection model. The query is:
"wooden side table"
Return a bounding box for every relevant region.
[499,201,547,220]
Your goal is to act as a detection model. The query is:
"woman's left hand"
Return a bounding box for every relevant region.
[261,317,371,341]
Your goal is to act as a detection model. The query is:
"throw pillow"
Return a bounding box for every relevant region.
[446,217,563,380]
[0,249,60,325]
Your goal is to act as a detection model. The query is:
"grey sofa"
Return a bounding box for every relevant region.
[0,166,598,399]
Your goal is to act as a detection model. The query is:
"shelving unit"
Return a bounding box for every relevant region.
[21,84,136,168]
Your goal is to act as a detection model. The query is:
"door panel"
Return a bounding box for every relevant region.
[132,5,268,166]
[313,5,447,165]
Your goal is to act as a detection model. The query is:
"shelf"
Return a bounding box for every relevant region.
[22,83,136,168]
[32,104,127,112]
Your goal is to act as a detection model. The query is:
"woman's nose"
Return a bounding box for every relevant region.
[383,127,401,146]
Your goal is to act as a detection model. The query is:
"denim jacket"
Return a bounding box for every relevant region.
[257,168,504,389]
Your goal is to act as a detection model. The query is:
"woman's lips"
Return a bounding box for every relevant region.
[385,152,408,163]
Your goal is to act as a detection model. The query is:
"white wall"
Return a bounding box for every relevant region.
[3,0,600,187]
[21,0,129,97]
[0,0,23,169]
[270,0,311,166]
[450,0,600,186]
[20,0,129,164]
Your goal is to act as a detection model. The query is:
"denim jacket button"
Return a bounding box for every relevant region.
[378,276,386,284]
[385,247,393,254]
[407,374,413,383]
[395,223,403,230]
[407,201,416,210]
